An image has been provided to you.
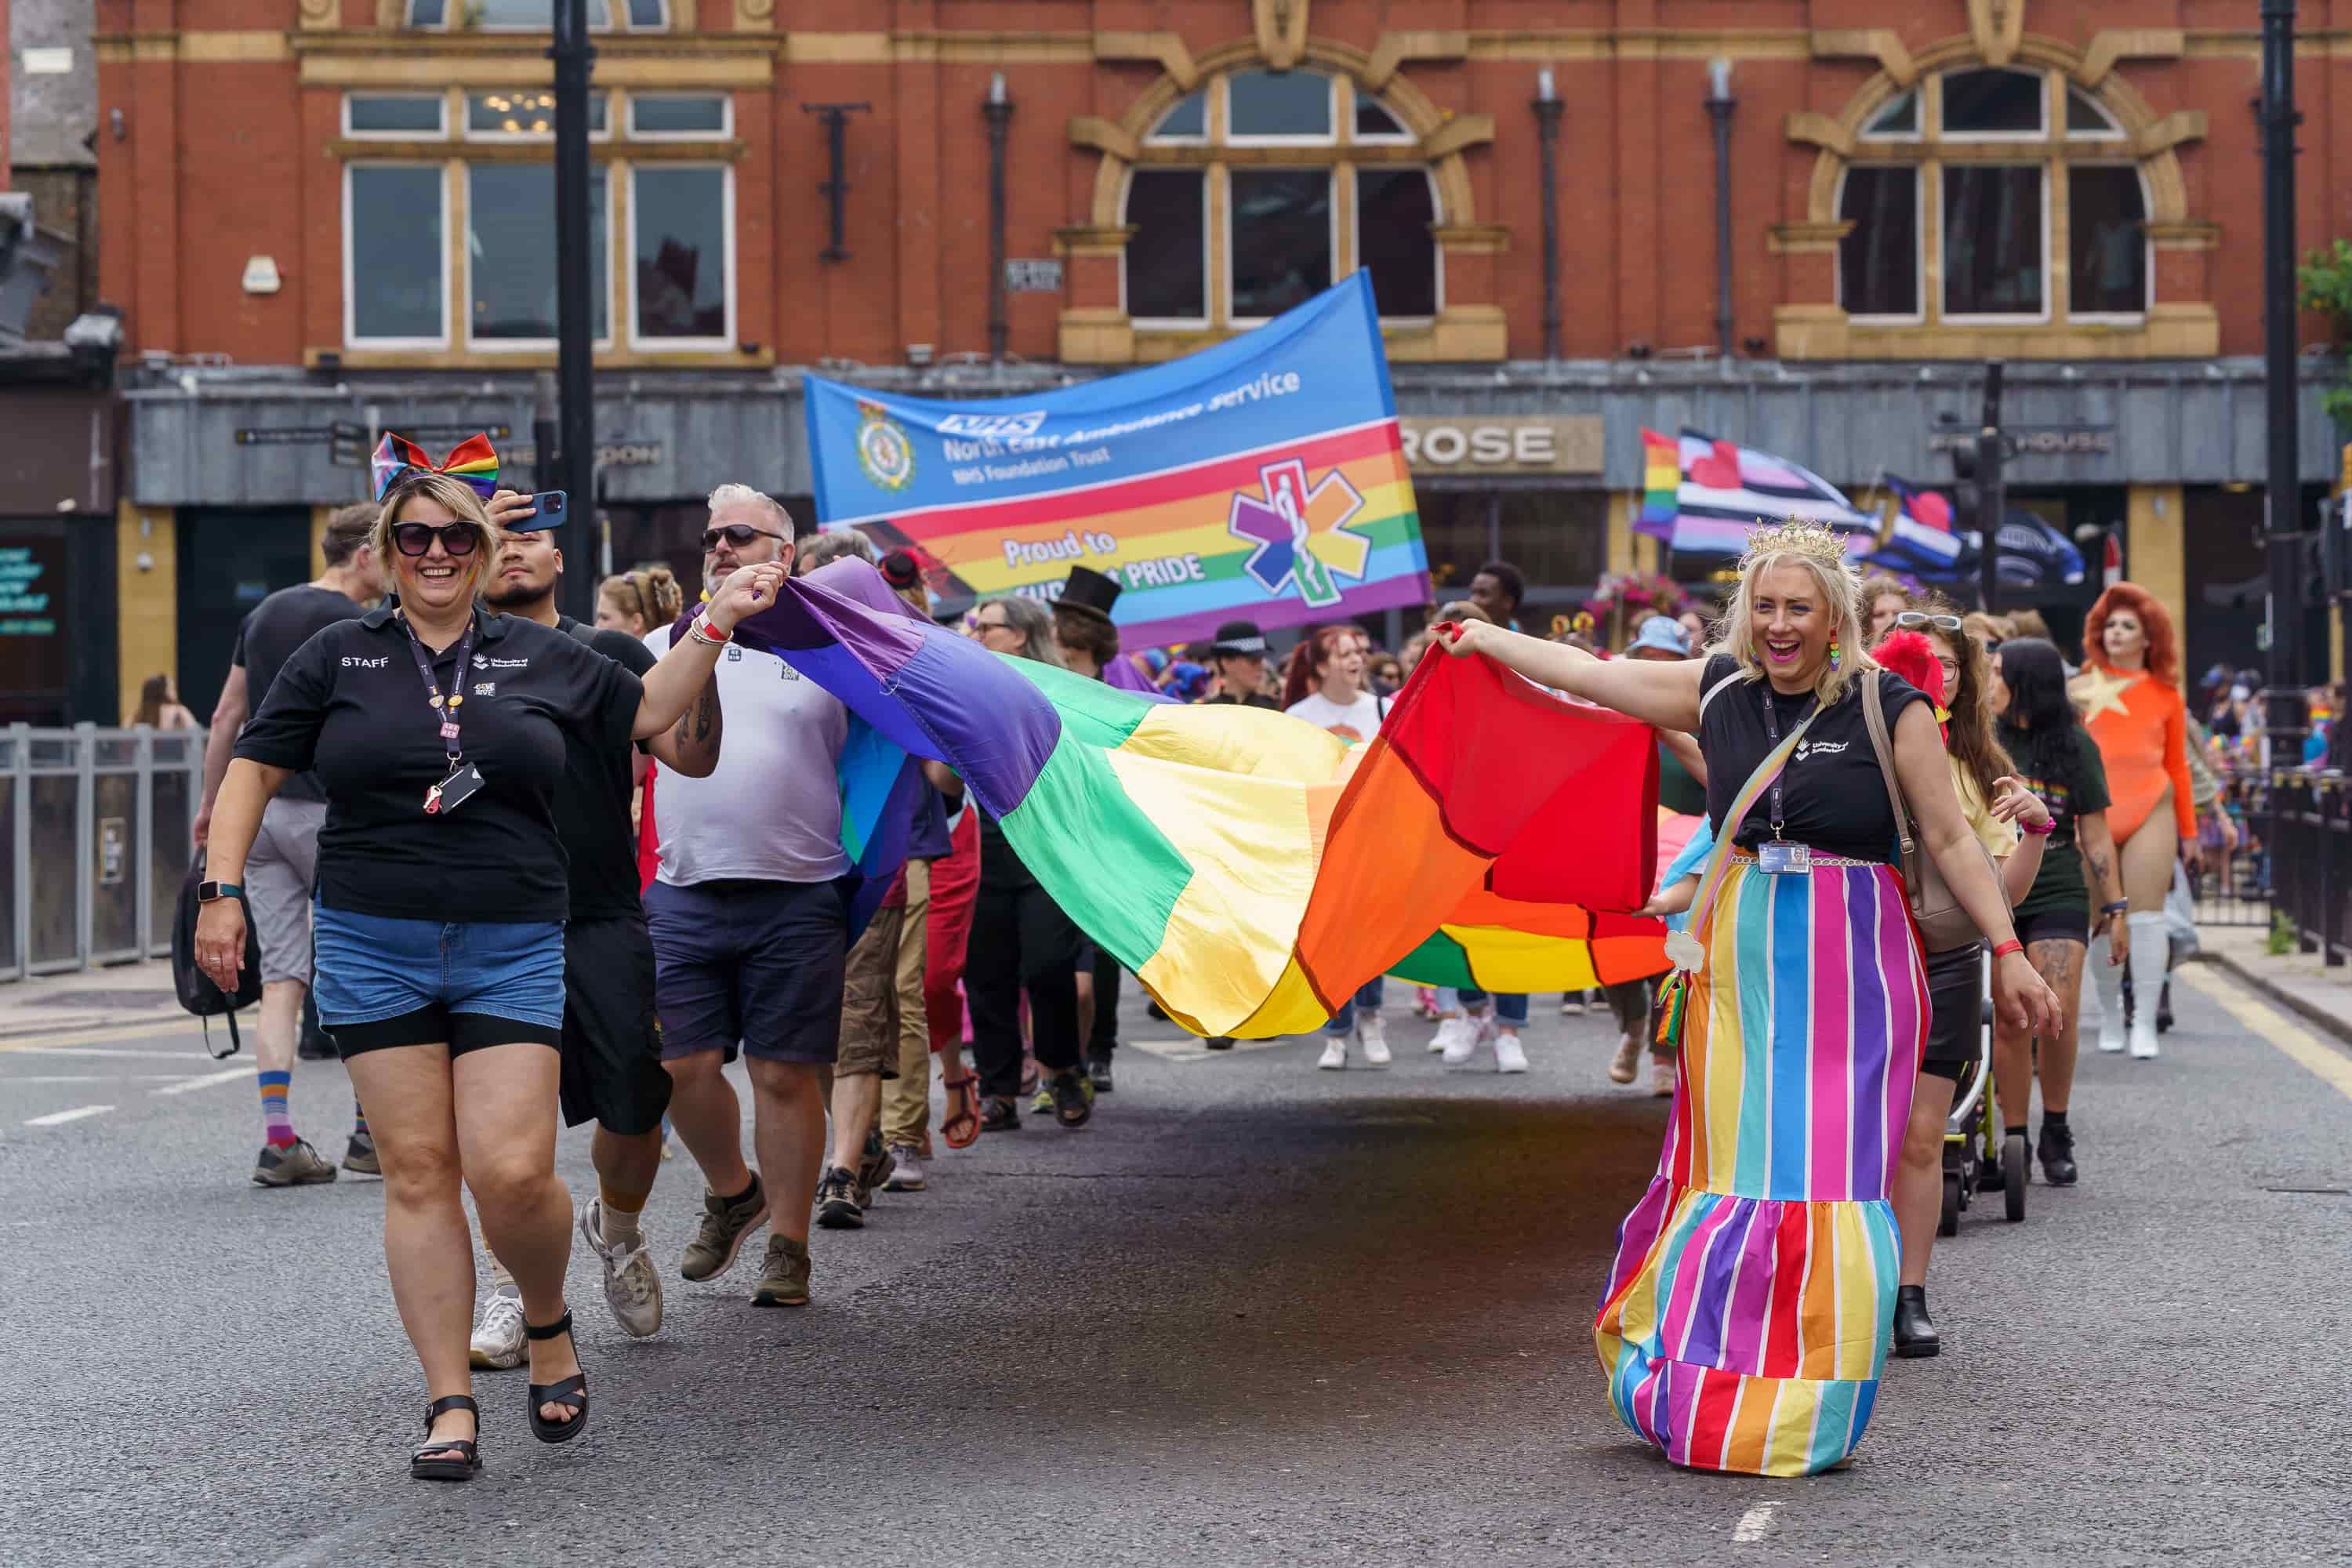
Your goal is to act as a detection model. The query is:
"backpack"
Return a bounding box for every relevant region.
[171,851,262,1059]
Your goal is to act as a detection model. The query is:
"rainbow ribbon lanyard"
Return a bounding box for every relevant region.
[1674,706,1826,967]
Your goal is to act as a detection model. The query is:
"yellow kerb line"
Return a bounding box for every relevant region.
[2176,966,2352,1104]
[0,1018,211,1054]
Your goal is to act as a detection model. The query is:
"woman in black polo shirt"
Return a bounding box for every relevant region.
[194,452,781,1481]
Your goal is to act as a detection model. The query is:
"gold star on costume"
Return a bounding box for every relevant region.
[2070,665,2138,722]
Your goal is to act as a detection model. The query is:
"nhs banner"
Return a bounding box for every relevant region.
[803,272,1432,647]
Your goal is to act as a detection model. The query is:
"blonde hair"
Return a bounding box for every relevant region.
[372,473,497,603]
[1714,535,1875,707]
[599,565,682,632]
[706,482,794,543]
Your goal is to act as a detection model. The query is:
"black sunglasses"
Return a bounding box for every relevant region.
[1894,611,1963,633]
[700,524,789,554]
[392,522,481,557]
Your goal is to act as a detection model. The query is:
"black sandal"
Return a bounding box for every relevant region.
[410,1394,481,1482]
[524,1310,589,1444]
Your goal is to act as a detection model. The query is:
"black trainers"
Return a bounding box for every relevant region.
[1047,1067,1092,1129]
[978,1094,1021,1133]
[2037,1121,2078,1186]
[815,1167,865,1229]
[1086,1050,1115,1093]
[1204,1036,1235,1051]
[852,1129,895,1207]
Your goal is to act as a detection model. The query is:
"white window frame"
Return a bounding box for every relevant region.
[462,89,610,143]
[2063,161,2153,323]
[1143,89,1209,147]
[1225,165,1339,326]
[463,162,617,353]
[1937,65,2047,142]
[406,0,625,30]
[626,92,731,141]
[2065,86,2127,141]
[626,162,737,350]
[1940,162,2052,324]
[1223,71,1338,148]
[1856,87,1923,143]
[1835,163,1926,325]
[343,162,452,350]
[1351,165,1442,322]
[1346,89,1414,147]
[1120,165,1211,328]
[343,93,448,140]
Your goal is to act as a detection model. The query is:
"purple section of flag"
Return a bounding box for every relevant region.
[1102,653,1162,696]
[727,562,1065,820]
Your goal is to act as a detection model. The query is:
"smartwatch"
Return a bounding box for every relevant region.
[197,880,243,904]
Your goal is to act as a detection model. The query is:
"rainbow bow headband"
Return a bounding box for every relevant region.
[371,432,500,503]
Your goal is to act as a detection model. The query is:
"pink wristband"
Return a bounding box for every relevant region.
[2024,816,2055,837]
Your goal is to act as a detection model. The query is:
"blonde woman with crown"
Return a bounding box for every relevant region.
[1444,521,2058,1476]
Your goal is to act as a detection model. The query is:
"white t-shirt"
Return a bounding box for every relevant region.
[1285,689,1385,743]
[645,625,851,886]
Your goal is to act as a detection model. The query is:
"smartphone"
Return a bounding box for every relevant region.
[518,491,568,528]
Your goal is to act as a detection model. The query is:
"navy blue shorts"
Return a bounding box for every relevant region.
[644,877,850,1065]
[313,904,566,1057]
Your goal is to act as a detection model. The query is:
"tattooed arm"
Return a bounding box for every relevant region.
[2078,807,2128,967]
[644,670,724,779]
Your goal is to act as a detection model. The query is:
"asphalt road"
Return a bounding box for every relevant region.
[2,963,2349,1566]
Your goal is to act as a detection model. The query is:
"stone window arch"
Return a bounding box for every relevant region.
[1060,38,1503,365]
[1777,35,2213,360]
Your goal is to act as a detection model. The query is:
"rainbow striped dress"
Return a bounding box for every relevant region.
[1595,676,1928,1477]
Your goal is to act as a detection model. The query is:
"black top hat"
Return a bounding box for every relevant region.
[1208,619,1268,656]
[879,549,922,591]
[1056,564,1123,626]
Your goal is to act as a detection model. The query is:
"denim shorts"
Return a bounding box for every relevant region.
[314,903,567,1058]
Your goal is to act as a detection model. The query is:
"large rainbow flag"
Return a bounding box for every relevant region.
[733,562,1668,1037]
[803,274,1432,648]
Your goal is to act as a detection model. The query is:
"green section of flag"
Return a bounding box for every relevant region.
[1005,655,1154,751]
[1385,928,1475,989]
[998,731,1189,973]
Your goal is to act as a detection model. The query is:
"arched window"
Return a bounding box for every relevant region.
[1120,70,1440,328]
[1835,65,2148,325]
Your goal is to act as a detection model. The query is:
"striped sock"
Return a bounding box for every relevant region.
[258,1071,296,1147]
[352,1096,369,1138]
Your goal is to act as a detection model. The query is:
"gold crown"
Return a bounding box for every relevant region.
[1739,516,1853,574]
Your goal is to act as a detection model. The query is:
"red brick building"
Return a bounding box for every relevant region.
[74,0,2352,719]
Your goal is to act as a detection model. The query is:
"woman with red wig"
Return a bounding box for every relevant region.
[2070,584,2198,1060]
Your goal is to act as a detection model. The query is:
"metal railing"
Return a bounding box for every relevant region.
[2194,762,2274,929]
[2,724,203,981]
[2268,765,2352,964]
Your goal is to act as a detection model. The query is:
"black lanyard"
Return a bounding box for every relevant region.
[397,612,478,769]
[1758,684,1817,838]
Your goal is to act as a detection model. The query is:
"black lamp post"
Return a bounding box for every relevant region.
[1532,67,1562,362]
[1704,60,1736,361]
[985,72,1012,365]
[2261,0,2307,755]
[550,0,597,622]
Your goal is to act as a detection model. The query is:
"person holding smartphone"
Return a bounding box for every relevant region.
[192,437,781,1482]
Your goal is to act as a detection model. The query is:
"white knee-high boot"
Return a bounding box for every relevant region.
[2126,911,2167,1059]
[2088,927,2127,1053]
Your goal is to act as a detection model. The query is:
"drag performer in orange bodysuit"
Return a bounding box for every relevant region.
[2070,584,2198,1059]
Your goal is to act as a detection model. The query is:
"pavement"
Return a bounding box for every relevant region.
[4,964,2352,1566]
[2194,920,2352,1046]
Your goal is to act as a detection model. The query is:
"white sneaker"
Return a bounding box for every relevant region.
[1494,1030,1529,1074]
[2097,1020,2127,1054]
[882,1145,927,1191]
[1317,1036,1348,1070]
[470,1286,526,1370]
[1608,1032,1642,1084]
[1359,1014,1392,1066]
[1437,1016,1477,1065]
[2129,1020,2160,1060]
[1427,1015,1454,1052]
[580,1199,663,1339]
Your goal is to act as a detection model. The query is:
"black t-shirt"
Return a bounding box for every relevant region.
[1697,655,1929,864]
[234,605,642,924]
[555,615,659,920]
[1203,691,1280,711]
[1998,718,2113,919]
[234,584,369,804]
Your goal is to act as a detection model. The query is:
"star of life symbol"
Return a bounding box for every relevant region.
[1225,457,1371,610]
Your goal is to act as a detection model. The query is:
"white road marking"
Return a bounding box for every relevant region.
[24,1104,114,1127]
[2177,967,2352,1104]
[1733,1501,1783,1544]
[152,1065,256,1096]
[1124,1036,1289,1062]
[0,1019,209,1053]
[3,1045,222,1060]
[10,1073,208,1084]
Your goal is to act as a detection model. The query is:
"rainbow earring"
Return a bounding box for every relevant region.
[1827,637,1842,670]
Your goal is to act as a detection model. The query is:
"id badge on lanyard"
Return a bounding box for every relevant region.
[398,614,487,816]
[1757,687,1817,874]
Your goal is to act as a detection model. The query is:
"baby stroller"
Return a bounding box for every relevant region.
[1940,1025,2027,1235]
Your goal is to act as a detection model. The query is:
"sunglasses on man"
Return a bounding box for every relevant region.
[700,523,789,554]
[392,522,481,557]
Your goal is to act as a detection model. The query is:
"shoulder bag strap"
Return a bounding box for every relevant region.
[1858,674,1920,866]
[1679,704,1828,945]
